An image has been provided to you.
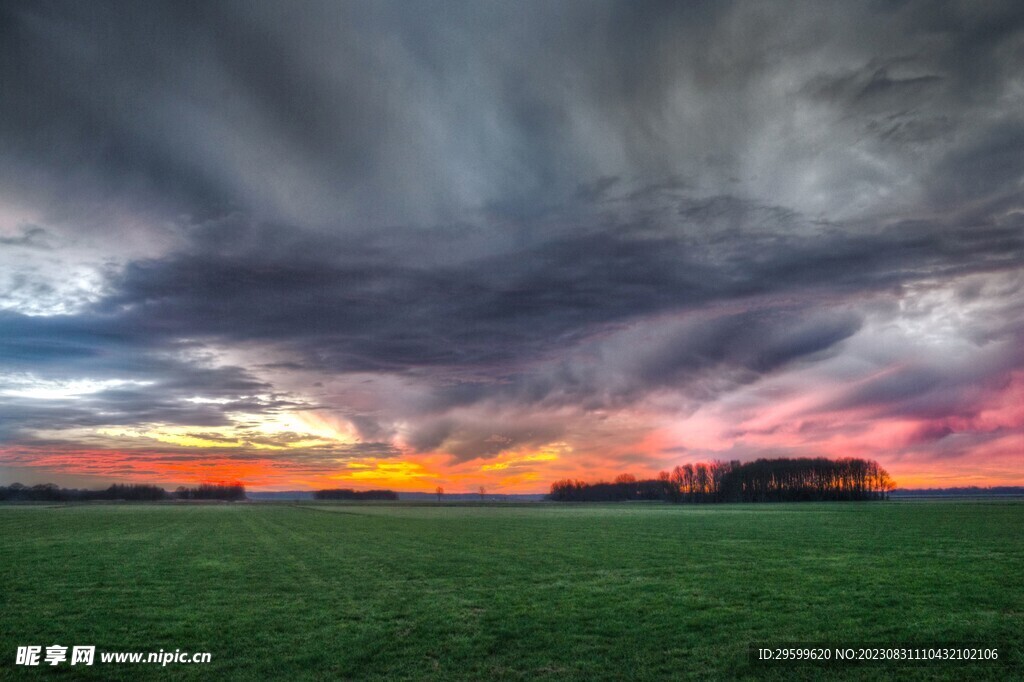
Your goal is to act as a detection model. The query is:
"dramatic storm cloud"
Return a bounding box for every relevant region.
[2,0,1022,490]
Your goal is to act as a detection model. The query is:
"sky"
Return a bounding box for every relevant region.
[1,0,1022,492]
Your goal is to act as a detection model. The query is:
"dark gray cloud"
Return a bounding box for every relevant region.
[3,0,1020,229]
[826,338,1024,423]
[89,198,1022,375]
[0,305,296,441]
[0,225,51,249]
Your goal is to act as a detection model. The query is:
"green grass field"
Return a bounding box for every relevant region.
[0,502,1021,680]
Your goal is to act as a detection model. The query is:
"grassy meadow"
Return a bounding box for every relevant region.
[0,501,1021,680]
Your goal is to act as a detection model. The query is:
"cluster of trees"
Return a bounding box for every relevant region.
[103,484,168,500]
[173,483,247,500]
[549,457,895,503]
[0,482,247,502]
[313,488,398,500]
[548,474,672,502]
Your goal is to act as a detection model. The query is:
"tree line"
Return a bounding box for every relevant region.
[313,488,398,500]
[549,457,895,503]
[0,482,246,502]
[173,482,247,501]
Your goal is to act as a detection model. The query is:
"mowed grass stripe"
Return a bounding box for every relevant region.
[0,502,1020,680]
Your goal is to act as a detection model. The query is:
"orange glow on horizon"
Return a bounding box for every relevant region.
[3,376,1023,495]
[4,436,1024,491]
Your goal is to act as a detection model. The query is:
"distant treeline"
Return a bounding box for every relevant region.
[173,483,246,501]
[313,488,398,501]
[0,482,246,502]
[550,457,895,503]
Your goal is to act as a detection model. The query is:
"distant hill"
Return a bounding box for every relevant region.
[248,491,315,501]
[891,486,1024,498]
